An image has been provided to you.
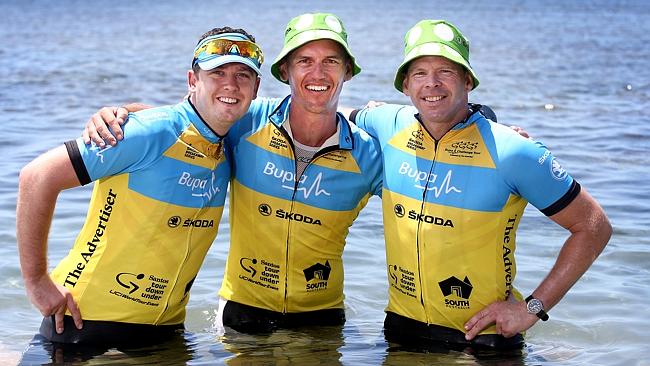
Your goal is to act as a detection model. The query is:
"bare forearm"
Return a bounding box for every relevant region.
[17,165,59,284]
[123,102,152,113]
[17,146,81,284]
[532,192,611,309]
[533,226,610,309]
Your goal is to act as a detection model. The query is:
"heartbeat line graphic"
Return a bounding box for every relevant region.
[191,172,221,200]
[282,172,331,199]
[89,144,113,164]
[415,170,461,198]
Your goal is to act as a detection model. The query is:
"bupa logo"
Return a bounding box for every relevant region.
[550,157,568,181]
[438,275,473,309]
[178,171,221,200]
[116,272,145,294]
[303,260,331,291]
[398,162,461,198]
[263,162,331,199]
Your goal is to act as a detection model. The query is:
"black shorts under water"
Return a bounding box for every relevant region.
[221,300,345,334]
[38,315,184,345]
[383,311,524,353]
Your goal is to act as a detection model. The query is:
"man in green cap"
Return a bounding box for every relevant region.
[81,12,383,334]
[350,19,611,350]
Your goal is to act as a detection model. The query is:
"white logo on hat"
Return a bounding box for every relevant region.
[434,23,454,41]
[325,15,342,33]
[295,14,314,30]
[408,26,422,46]
[418,43,441,57]
[443,45,462,59]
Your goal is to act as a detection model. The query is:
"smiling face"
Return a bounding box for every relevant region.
[279,39,352,117]
[188,62,260,132]
[402,56,473,135]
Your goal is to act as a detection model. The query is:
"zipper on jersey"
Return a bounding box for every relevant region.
[153,206,200,325]
[416,135,441,326]
[277,124,343,313]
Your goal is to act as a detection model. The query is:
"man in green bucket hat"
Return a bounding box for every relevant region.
[81,12,384,334]
[350,19,611,351]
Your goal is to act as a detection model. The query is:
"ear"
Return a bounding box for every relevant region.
[401,74,411,97]
[343,60,353,82]
[187,69,198,93]
[279,61,289,82]
[252,76,261,100]
[465,71,474,91]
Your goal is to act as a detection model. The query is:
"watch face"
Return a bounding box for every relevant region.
[527,298,543,314]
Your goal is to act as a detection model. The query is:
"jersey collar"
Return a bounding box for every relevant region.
[268,95,354,151]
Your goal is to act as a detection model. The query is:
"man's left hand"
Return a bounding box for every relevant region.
[463,299,537,340]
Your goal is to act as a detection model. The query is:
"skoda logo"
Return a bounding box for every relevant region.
[258,204,272,216]
[394,204,405,218]
[550,158,568,181]
[168,216,181,228]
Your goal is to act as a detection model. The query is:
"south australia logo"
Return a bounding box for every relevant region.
[438,275,473,309]
[303,260,331,292]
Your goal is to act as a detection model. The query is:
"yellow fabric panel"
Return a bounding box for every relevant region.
[386,121,437,156]
[386,121,496,169]
[436,124,496,168]
[221,179,369,312]
[382,188,527,334]
[310,150,361,173]
[162,124,221,169]
[51,175,222,325]
[244,123,294,159]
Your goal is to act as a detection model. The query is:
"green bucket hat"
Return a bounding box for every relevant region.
[271,12,361,84]
[394,20,479,92]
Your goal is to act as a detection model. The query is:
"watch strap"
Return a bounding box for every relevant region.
[525,295,549,321]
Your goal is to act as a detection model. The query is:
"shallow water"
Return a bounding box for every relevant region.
[1,0,649,364]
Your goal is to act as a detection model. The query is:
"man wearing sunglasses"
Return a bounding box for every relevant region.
[349,20,611,351]
[82,13,384,335]
[17,27,262,354]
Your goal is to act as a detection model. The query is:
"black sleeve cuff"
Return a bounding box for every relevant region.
[349,109,361,124]
[64,140,92,186]
[541,181,581,216]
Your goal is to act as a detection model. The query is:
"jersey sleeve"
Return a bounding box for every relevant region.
[498,131,579,215]
[351,104,416,143]
[66,109,177,184]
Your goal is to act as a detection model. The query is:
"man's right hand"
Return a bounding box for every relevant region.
[25,275,83,334]
[82,106,128,147]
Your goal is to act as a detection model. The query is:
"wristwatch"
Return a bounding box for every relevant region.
[525,295,549,321]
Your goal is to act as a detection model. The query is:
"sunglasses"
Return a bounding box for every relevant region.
[193,38,264,68]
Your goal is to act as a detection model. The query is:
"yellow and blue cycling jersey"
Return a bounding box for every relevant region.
[53,100,229,325]
[218,96,383,313]
[353,104,579,335]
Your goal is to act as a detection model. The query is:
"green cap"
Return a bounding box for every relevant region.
[271,12,361,84]
[394,20,479,92]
